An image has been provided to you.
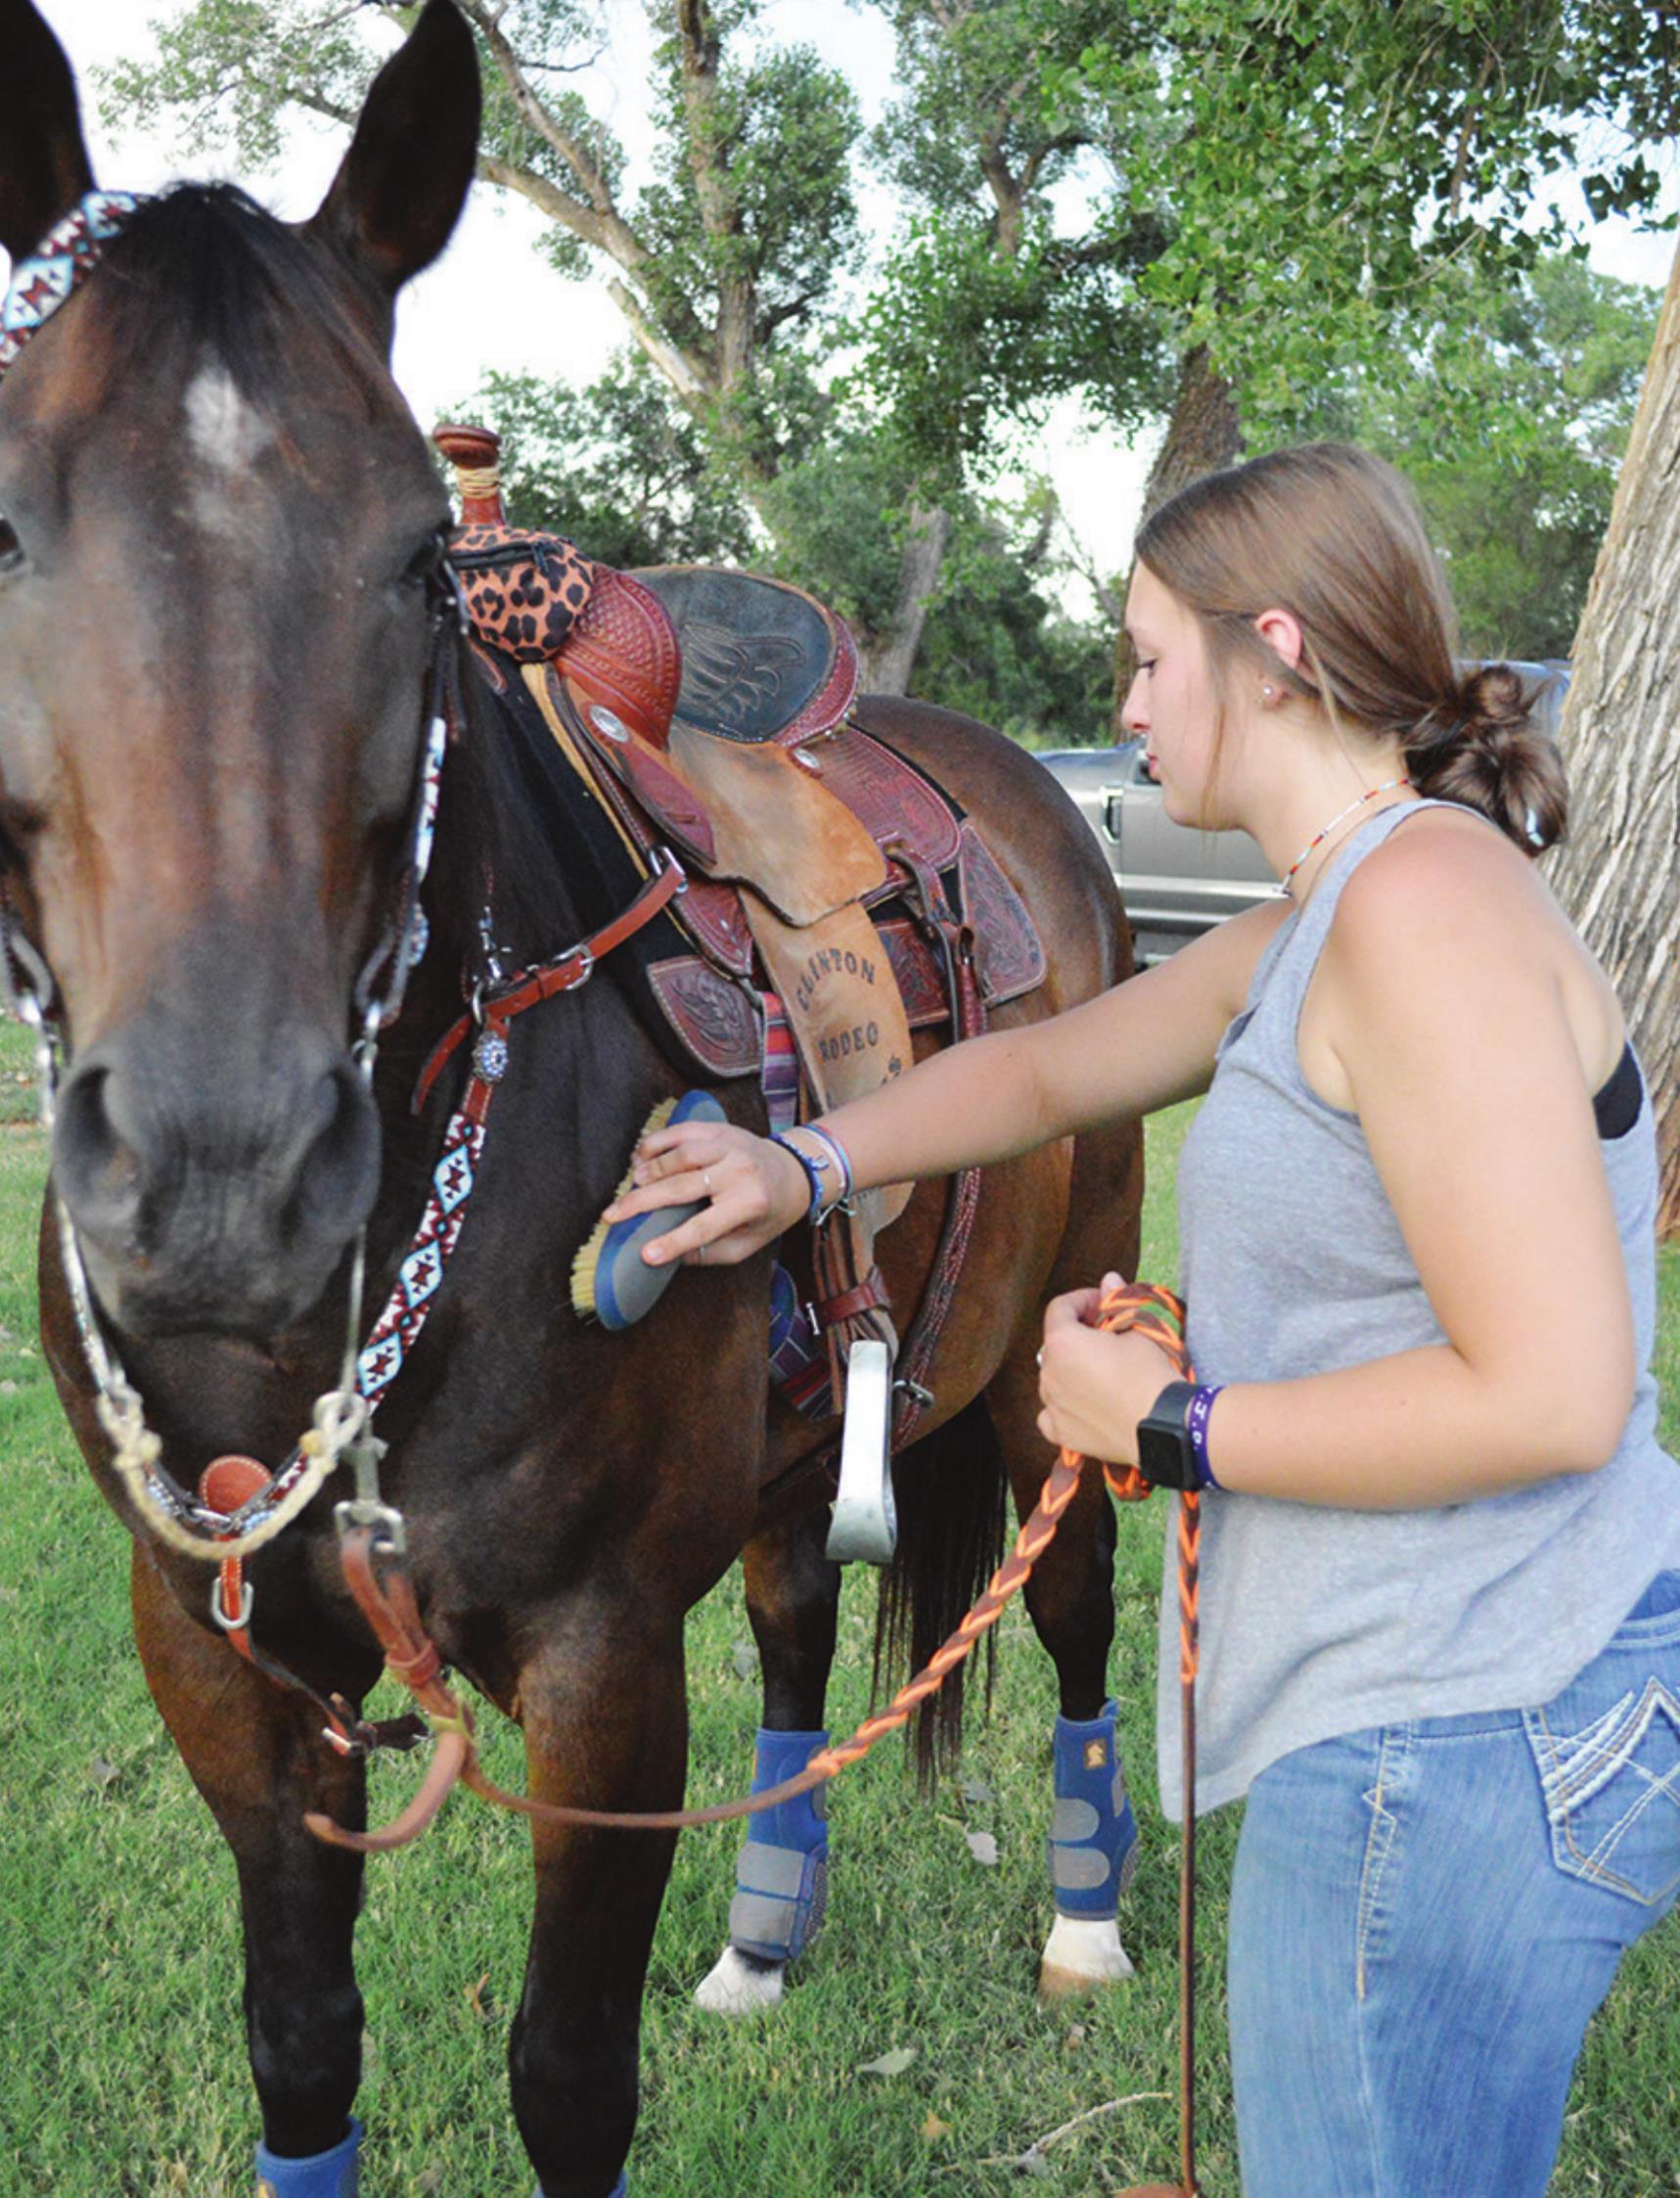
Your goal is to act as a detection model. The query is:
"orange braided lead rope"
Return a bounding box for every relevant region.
[1092,1283,1203,2198]
[308,1281,1205,2189]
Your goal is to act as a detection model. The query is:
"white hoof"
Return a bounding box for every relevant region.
[1036,1912,1135,2003]
[693,1944,787,2016]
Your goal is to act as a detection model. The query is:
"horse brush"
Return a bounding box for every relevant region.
[570,1088,728,1329]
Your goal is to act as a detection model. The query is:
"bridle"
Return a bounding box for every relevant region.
[0,187,685,1596]
[3,582,460,1565]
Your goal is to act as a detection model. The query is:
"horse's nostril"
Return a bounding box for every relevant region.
[282,1061,382,1254]
[54,1063,147,1246]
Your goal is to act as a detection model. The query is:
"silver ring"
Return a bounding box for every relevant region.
[696,1241,706,1264]
[703,1170,713,1197]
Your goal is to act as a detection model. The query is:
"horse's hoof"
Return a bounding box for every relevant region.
[1036,1912,1135,2002]
[693,1944,786,2016]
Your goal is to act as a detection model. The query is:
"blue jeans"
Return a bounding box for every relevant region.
[1228,1571,1680,2196]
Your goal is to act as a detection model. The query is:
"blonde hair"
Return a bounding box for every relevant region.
[1134,442,1567,852]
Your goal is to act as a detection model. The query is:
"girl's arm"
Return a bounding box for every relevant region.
[606,894,1291,1266]
[1039,827,1638,1504]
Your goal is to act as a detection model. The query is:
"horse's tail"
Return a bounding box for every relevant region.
[872,1392,1009,1791]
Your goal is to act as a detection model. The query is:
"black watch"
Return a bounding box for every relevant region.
[1135,1380,1201,1491]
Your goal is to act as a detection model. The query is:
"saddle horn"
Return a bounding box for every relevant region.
[434,420,507,526]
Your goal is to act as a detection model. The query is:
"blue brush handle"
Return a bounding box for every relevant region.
[593,1091,727,1330]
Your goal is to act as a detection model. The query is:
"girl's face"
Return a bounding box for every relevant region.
[1120,564,1235,827]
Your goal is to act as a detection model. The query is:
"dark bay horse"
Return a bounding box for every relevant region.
[0,2,1142,2190]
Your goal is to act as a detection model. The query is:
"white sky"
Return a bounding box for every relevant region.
[19,0,1680,590]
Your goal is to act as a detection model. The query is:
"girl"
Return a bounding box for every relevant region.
[603,442,1680,2195]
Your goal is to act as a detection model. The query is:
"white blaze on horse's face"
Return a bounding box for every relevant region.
[183,365,274,535]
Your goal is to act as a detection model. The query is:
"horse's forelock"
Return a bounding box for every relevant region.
[81,182,395,417]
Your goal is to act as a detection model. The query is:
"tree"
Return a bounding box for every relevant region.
[465,361,757,570]
[849,1,1678,524]
[1273,253,1659,661]
[475,354,1112,740]
[1545,239,1680,1238]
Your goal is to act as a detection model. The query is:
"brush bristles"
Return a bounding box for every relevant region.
[569,1096,680,1321]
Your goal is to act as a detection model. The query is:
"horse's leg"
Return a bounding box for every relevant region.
[511,1616,690,2198]
[693,1506,839,2016]
[987,1353,1142,1999]
[130,1546,372,2190]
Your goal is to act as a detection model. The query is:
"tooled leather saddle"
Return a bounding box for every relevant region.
[434,424,1047,1427]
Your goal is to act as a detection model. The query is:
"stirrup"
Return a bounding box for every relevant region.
[825,1337,896,1564]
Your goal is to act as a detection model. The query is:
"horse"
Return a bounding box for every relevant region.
[0,3,1144,2191]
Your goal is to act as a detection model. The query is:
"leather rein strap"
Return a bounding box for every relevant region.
[311,1285,1203,2186]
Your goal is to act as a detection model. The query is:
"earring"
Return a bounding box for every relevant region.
[1262,684,1275,700]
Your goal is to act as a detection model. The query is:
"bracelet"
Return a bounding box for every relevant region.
[802,1123,855,1208]
[770,1128,846,1224]
[1186,1385,1223,1490]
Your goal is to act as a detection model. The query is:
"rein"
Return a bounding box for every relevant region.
[309,1283,1203,2189]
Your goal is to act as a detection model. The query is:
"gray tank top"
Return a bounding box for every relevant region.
[1158,798,1680,1818]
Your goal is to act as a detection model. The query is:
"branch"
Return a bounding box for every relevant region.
[456,0,624,220]
[1448,47,1497,217]
[676,0,740,246]
[477,150,653,280]
[754,284,824,342]
[605,275,713,410]
[933,2092,1170,2176]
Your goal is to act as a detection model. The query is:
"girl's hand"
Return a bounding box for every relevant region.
[1035,1274,1179,1464]
[600,1120,810,1269]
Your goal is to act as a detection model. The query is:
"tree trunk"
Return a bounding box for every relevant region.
[1110,344,1244,733]
[858,501,952,696]
[1545,240,1680,1241]
[1140,343,1243,523]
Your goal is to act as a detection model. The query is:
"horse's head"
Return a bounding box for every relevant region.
[0,0,480,1340]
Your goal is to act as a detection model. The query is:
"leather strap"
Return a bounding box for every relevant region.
[811,1266,889,1330]
[413,853,685,1114]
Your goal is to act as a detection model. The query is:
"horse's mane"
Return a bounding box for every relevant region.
[87,182,389,410]
[428,632,591,978]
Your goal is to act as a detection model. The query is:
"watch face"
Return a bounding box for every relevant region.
[1138,1388,1195,1489]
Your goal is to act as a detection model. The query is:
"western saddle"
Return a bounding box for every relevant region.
[434,426,1047,1547]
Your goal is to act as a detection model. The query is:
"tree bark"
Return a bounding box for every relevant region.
[1139,343,1243,522]
[859,502,953,696]
[1111,344,1245,733]
[1545,239,1680,1240]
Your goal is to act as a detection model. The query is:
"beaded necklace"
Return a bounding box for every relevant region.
[1283,777,1413,893]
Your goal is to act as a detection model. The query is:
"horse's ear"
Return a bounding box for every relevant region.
[0,0,97,261]
[307,0,480,300]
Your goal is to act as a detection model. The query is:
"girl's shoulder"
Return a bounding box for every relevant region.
[1322,803,1624,1094]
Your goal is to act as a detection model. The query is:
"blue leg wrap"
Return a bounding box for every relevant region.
[537,2176,626,2198]
[254,2117,362,2198]
[1046,1701,1138,1920]
[727,1726,830,1962]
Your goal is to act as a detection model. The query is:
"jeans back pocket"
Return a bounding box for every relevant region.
[1523,1629,1680,1910]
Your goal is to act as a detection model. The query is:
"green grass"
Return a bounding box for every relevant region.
[1,1060,1677,2194]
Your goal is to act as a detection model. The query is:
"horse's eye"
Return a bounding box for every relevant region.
[0,796,43,867]
[401,530,447,590]
[0,516,23,574]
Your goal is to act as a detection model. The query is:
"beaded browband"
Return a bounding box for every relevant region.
[0,189,145,380]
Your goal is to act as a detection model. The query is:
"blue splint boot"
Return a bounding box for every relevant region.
[254,2117,362,2198]
[726,1726,830,1962]
[1046,1701,1138,1918]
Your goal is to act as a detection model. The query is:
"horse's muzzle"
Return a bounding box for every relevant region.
[51,1029,381,1341]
